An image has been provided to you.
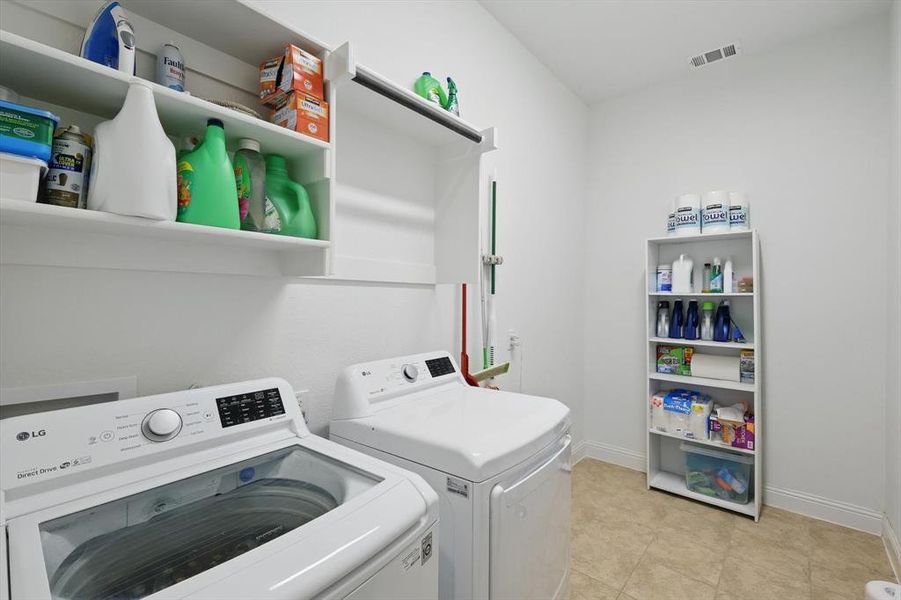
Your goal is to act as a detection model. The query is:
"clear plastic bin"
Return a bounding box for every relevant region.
[681,442,753,504]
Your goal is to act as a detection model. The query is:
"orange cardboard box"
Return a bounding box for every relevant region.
[259,44,323,107]
[271,92,329,143]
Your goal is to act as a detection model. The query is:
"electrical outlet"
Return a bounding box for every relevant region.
[508,329,521,350]
[294,389,310,425]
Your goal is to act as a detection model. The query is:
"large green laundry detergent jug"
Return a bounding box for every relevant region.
[177,118,240,229]
[263,154,317,239]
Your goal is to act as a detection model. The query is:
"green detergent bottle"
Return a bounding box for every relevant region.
[413,72,448,107]
[177,119,240,229]
[263,154,317,239]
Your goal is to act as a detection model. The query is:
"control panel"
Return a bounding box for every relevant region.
[332,352,464,420]
[0,378,297,494]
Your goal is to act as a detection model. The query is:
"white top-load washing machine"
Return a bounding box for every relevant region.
[330,352,572,600]
[0,378,439,600]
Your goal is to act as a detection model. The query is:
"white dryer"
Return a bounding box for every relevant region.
[0,378,438,600]
[330,352,572,600]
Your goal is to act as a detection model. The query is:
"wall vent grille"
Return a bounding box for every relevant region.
[689,42,742,69]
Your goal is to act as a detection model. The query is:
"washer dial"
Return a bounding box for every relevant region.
[142,409,183,442]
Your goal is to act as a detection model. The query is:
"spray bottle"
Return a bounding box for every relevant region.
[445,77,460,116]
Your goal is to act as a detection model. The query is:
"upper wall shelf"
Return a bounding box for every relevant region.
[647,230,753,245]
[0,31,330,163]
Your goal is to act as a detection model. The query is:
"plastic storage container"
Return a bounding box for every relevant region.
[681,442,752,504]
[0,99,59,162]
[0,152,46,202]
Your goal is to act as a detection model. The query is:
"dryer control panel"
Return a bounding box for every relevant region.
[332,351,465,420]
[0,378,298,494]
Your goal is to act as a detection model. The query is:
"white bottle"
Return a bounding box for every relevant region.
[88,80,177,220]
[671,253,694,294]
[724,258,734,293]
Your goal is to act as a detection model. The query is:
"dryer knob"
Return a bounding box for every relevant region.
[402,364,419,382]
[142,409,183,442]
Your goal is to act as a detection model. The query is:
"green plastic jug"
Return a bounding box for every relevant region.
[177,119,240,229]
[263,154,317,239]
[413,72,447,107]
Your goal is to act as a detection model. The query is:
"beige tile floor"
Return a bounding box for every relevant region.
[571,459,898,600]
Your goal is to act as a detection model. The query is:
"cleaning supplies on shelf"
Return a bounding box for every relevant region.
[709,402,755,450]
[682,442,752,504]
[0,99,58,162]
[234,138,266,232]
[671,254,694,293]
[413,72,448,107]
[668,299,684,339]
[656,345,693,375]
[656,264,672,292]
[88,80,176,220]
[713,300,732,342]
[650,389,712,440]
[0,153,46,202]
[723,257,734,293]
[740,350,755,383]
[80,1,135,75]
[700,302,715,341]
[270,93,329,142]
[263,154,317,238]
[156,43,185,92]
[656,301,670,338]
[674,193,701,236]
[176,118,238,228]
[710,257,723,293]
[41,125,92,209]
[690,353,740,382]
[259,44,324,107]
[684,300,700,340]
[728,191,750,231]
[701,190,730,234]
[445,77,460,116]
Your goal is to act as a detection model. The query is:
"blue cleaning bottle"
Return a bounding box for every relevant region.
[684,300,700,340]
[714,300,732,342]
[669,299,684,339]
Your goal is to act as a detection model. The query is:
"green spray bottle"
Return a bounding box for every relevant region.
[263,154,317,239]
[413,72,448,107]
[445,77,459,115]
[177,119,240,229]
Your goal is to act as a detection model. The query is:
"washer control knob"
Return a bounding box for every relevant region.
[142,409,182,442]
[402,364,419,382]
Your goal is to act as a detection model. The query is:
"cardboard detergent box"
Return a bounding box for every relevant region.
[260,44,323,107]
[656,345,693,376]
[271,92,329,142]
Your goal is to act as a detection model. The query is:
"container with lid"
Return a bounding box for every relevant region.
[0,99,59,162]
[0,152,47,202]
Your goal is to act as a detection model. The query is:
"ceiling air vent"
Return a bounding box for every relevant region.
[688,42,742,69]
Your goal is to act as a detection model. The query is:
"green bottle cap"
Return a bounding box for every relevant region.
[702,302,715,310]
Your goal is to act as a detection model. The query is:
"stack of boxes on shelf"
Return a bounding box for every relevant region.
[260,45,329,142]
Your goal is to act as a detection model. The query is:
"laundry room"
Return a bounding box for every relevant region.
[0,0,898,598]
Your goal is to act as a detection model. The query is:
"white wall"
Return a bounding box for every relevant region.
[583,17,892,525]
[885,0,901,567]
[0,1,588,437]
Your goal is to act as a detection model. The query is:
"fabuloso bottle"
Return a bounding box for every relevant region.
[263,154,316,239]
[176,119,239,229]
[413,72,447,107]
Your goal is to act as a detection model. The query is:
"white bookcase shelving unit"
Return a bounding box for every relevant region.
[0,0,495,284]
[645,229,762,520]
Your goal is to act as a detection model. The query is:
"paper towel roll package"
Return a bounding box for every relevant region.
[691,353,740,382]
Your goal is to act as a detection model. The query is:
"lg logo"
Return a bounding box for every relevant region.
[16,430,46,441]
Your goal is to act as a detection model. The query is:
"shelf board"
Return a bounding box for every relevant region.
[649,292,753,297]
[649,372,755,392]
[649,337,754,350]
[647,230,753,245]
[0,31,330,162]
[649,429,755,456]
[649,470,757,517]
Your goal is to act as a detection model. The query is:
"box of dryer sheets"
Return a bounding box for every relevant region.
[271,93,329,143]
[740,350,755,384]
[656,345,693,376]
[260,44,323,107]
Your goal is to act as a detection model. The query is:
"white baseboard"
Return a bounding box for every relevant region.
[884,517,901,582]
[761,486,883,534]
[573,440,645,472]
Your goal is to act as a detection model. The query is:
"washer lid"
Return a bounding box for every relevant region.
[330,385,571,482]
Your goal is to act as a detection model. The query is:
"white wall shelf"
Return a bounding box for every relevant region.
[646,229,762,520]
[648,337,755,350]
